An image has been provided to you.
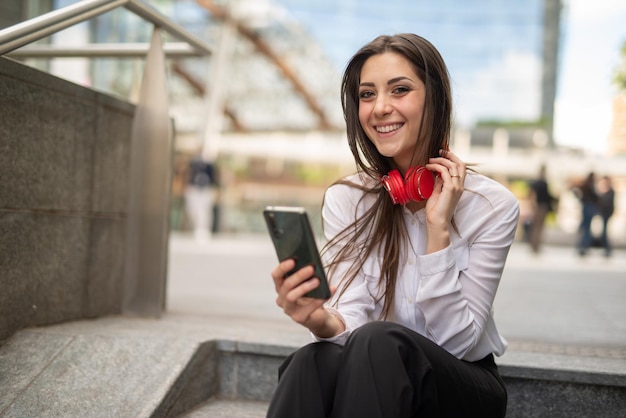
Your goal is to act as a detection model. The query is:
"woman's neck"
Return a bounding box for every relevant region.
[406,200,426,213]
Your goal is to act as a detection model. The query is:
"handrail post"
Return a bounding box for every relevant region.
[123,25,173,316]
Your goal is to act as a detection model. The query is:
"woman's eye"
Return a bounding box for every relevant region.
[392,86,410,95]
[359,90,374,100]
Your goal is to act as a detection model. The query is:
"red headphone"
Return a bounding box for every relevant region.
[380,166,435,205]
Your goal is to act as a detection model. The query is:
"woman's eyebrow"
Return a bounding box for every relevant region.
[359,76,413,88]
[387,76,412,85]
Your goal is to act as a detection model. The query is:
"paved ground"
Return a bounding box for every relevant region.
[166,232,626,358]
[2,232,622,418]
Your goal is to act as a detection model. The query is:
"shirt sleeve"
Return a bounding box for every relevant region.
[415,182,520,358]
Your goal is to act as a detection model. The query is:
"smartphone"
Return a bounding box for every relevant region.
[263,206,331,299]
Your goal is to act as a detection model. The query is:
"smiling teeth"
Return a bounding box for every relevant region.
[377,124,402,133]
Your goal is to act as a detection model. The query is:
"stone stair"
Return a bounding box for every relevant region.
[2,327,625,418]
[180,399,268,418]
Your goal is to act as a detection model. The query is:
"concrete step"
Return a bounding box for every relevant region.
[180,398,268,418]
[1,327,625,418]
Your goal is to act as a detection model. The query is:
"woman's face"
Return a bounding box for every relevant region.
[358,52,426,173]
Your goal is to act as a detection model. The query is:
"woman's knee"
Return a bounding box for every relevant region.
[346,321,426,355]
[346,321,446,367]
[349,321,422,345]
[279,341,342,377]
[350,320,403,339]
[297,341,343,360]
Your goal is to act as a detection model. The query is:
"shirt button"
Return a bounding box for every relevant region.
[408,258,415,265]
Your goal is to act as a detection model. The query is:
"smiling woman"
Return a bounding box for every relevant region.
[357,53,427,170]
[266,33,519,418]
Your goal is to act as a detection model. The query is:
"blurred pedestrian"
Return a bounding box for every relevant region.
[527,164,555,254]
[597,175,615,257]
[185,153,218,242]
[573,172,599,256]
[170,156,190,231]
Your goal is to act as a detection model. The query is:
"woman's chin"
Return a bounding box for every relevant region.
[374,146,400,159]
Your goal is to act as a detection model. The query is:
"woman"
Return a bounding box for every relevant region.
[267,34,519,418]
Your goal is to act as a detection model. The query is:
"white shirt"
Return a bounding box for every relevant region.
[316,171,520,362]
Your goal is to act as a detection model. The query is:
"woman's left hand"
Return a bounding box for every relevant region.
[423,149,466,251]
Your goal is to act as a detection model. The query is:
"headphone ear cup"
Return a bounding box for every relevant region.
[405,166,435,201]
[381,169,409,205]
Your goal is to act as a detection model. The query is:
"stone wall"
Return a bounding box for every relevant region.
[0,57,134,342]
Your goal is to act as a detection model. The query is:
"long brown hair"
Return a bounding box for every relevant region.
[323,34,453,319]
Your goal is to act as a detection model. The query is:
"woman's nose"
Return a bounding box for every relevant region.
[374,96,392,116]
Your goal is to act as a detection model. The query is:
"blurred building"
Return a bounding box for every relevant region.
[2,0,625,242]
[275,0,558,140]
[2,0,556,142]
[608,94,626,155]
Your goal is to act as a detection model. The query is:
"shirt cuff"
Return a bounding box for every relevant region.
[310,307,350,346]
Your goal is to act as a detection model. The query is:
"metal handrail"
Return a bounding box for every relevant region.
[0,0,212,56]
[7,43,203,58]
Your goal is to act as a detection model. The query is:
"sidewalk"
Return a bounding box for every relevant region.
[166,231,626,357]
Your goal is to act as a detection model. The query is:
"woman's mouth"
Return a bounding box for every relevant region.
[376,123,403,134]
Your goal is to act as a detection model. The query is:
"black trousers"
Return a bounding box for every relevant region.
[266,321,507,418]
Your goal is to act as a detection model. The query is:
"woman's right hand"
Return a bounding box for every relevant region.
[271,259,342,338]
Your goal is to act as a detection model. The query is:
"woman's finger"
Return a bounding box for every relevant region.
[274,262,318,309]
[439,149,466,174]
[430,150,466,180]
[285,277,320,304]
[271,258,295,292]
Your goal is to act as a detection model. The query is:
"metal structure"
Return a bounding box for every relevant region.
[6,42,208,58]
[0,0,211,56]
[190,0,343,132]
[1,0,344,136]
[197,0,333,131]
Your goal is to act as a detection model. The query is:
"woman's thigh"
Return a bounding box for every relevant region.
[342,322,507,418]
